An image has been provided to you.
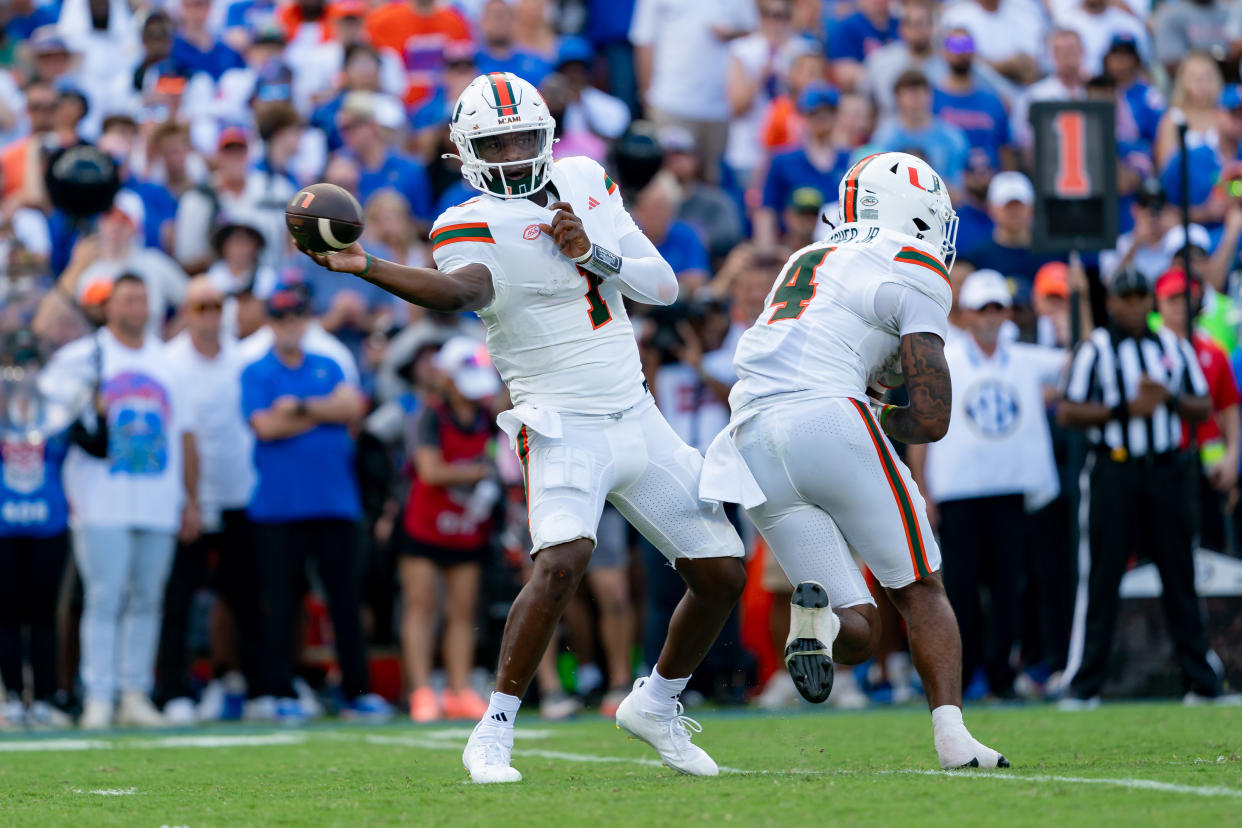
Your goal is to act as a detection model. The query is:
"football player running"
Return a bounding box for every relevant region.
[701,152,1008,770]
[297,72,746,783]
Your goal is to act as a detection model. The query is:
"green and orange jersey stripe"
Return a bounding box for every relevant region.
[847,398,932,581]
[430,222,494,251]
[840,152,882,224]
[488,72,517,116]
[604,174,617,195]
[893,246,950,285]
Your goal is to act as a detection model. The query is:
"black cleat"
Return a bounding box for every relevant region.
[784,582,838,704]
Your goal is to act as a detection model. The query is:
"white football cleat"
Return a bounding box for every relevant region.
[163,697,198,726]
[462,720,522,784]
[615,678,718,776]
[785,581,840,704]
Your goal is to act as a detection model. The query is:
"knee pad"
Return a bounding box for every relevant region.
[533,512,595,552]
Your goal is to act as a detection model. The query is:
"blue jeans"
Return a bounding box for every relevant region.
[74,527,176,702]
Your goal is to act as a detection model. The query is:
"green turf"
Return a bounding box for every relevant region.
[0,703,1237,827]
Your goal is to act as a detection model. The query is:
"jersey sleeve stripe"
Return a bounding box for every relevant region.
[431,223,495,248]
[605,174,618,195]
[848,398,933,580]
[894,248,950,284]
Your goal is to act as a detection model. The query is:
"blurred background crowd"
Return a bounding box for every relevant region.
[1,0,1240,730]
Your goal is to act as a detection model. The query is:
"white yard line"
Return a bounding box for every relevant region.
[0,739,111,752]
[895,769,1242,799]
[0,733,304,752]
[74,788,138,796]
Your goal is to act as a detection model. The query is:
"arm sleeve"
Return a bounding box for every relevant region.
[614,230,680,306]
[873,282,949,341]
[1062,341,1098,402]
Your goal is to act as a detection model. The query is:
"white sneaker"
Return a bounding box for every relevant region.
[827,667,869,710]
[197,679,227,722]
[785,582,840,704]
[80,698,113,730]
[1,699,26,730]
[539,692,581,721]
[1184,691,1242,707]
[614,677,718,776]
[27,701,72,729]
[292,677,324,720]
[117,692,168,728]
[163,697,198,726]
[755,671,800,710]
[1056,695,1101,712]
[243,695,278,722]
[462,720,522,784]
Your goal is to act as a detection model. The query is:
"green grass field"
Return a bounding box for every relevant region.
[0,703,1237,827]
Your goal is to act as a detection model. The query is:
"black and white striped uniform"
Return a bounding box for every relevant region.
[1058,326,1220,701]
[1062,326,1207,460]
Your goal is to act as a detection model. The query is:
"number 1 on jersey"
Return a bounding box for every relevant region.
[578,266,612,328]
[768,248,834,322]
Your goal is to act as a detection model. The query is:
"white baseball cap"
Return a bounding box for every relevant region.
[1161,223,1211,258]
[986,171,1035,207]
[958,269,1013,310]
[434,336,501,401]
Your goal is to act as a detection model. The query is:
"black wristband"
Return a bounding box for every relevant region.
[1111,400,1129,421]
[295,399,308,417]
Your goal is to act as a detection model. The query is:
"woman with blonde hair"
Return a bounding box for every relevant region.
[1154,51,1225,168]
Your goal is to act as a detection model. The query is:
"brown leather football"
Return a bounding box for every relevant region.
[285,183,364,254]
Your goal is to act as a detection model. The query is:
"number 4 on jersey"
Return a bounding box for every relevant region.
[768,248,835,323]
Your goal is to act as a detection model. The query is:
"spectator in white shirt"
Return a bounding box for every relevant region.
[1057,0,1149,75]
[941,0,1046,85]
[1012,28,1087,151]
[556,37,632,142]
[631,0,758,183]
[40,274,200,730]
[157,277,261,722]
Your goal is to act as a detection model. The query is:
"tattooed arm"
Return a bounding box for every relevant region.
[880,332,952,444]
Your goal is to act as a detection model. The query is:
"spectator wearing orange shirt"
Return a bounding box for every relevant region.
[364,0,472,107]
[0,79,57,202]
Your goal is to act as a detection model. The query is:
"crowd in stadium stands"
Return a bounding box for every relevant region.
[0,0,1239,729]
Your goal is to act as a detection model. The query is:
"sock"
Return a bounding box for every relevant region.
[931,704,964,736]
[483,692,521,727]
[642,668,689,712]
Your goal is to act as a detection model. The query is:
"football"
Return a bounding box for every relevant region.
[285,182,364,254]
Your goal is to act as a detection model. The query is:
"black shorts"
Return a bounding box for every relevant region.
[398,530,490,568]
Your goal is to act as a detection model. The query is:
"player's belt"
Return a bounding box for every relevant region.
[562,382,652,421]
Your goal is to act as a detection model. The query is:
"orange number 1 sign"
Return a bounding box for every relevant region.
[1053,111,1090,197]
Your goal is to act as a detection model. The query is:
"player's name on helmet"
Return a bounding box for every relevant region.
[828,225,881,245]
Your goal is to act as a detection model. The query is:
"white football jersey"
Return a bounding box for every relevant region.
[431,156,647,415]
[730,224,953,412]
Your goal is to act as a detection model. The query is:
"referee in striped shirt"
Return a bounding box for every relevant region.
[1056,268,1223,706]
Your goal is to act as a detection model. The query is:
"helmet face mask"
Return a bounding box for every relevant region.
[447,73,556,199]
[837,152,959,269]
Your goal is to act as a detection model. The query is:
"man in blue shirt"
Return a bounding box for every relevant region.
[932,30,1011,169]
[241,284,389,720]
[961,171,1055,308]
[756,83,853,247]
[172,0,244,81]
[873,68,969,186]
[827,0,899,91]
[474,0,553,88]
[4,0,57,42]
[336,93,433,226]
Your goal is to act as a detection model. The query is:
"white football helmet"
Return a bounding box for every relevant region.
[837,151,959,269]
[446,72,556,199]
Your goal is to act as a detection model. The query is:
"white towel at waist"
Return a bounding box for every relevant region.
[699,408,767,510]
[496,405,565,449]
